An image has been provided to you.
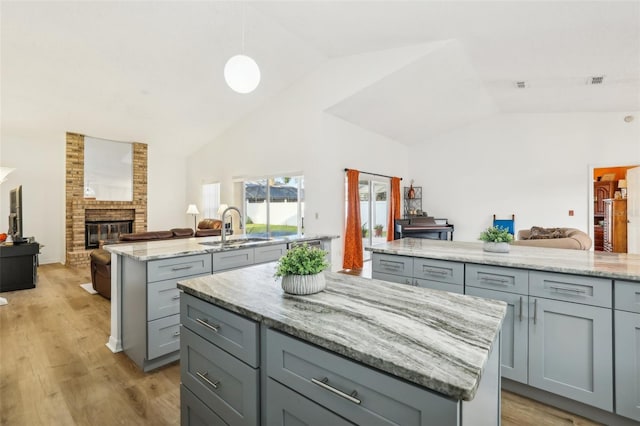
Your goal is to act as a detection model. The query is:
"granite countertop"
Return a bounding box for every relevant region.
[369,238,640,281]
[105,234,338,261]
[177,264,507,401]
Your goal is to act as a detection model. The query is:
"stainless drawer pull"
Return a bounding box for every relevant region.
[533,299,537,325]
[519,296,523,322]
[196,371,220,389]
[171,265,193,271]
[171,294,181,300]
[424,268,447,275]
[195,318,220,332]
[311,377,361,405]
[480,277,509,285]
[548,285,586,295]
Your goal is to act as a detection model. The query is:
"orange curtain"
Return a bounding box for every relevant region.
[343,169,363,270]
[387,177,401,241]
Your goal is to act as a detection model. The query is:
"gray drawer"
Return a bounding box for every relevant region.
[181,384,227,426]
[181,293,259,368]
[181,326,259,426]
[413,258,463,285]
[415,278,463,294]
[148,253,212,283]
[465,264,528,295]
[372,271,412,286]
[254,244,287,264]
[266,378,354,426]
[148,314,180,360]
[615,280,640,313]
[147,279,181,321]
[212,248,254,272]
[266,329,458,426]
[529,271,612,308]
[372,253,413,277]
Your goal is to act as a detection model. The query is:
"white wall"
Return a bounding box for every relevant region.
[185,47,428,269]
[408,112,640,242]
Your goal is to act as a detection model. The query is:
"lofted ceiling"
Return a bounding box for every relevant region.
[2,1,639,152]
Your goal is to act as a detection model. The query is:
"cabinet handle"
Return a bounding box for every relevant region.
[533,299,537,325]
[311,377,361,405]
[548,285,586,295]
[196,371,220,389]
[480,276,509,285]
[424,268,447,275]
[171,265,193,271]
[519,296,523,322]
[196,318,220,332]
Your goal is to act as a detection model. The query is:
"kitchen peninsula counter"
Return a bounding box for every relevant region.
[369,238,640,281]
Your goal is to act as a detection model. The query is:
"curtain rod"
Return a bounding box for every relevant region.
[344,168,402,180]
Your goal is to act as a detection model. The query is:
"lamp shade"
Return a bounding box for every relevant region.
[224,54,261,94]
[186,204,200,215]
[618,179,627,188]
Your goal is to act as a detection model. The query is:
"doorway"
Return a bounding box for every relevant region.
[589,164,639,253]
[359,176,389,261]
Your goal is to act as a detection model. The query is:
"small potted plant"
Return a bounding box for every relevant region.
[374,224,384,237]
[479,225,513,253]
[275,243,329,295]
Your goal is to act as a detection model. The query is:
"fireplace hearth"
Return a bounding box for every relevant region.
[85,220,133,249]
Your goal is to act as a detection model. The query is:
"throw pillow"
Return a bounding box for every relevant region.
[529,226,568,240]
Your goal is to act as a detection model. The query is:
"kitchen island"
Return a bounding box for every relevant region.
[369,238,640,425]
[104,234,336,371]
[177,263,506,425]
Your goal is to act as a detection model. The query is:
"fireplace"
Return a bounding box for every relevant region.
[85,220,133,249]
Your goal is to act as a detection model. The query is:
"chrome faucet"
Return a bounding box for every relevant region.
[220,206,243,243]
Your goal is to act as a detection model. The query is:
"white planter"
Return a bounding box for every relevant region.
[281,272,326,295]
[483,242,510,253]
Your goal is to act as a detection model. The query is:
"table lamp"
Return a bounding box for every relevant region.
[186,204,200,231]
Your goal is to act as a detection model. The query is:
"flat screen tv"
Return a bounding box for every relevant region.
[9,185,23,242]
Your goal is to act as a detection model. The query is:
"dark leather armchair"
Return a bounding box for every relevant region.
[90,249,111,299]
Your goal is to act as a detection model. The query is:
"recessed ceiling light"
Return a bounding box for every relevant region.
[515,81,527,89]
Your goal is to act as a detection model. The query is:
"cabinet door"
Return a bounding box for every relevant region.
[181,385,227,426]
[466,287,528,384]
[528,298,613,411]
[266,378,354,426]
[615,310,640,421]
[414,278,463,294]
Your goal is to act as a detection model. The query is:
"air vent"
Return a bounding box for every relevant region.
[515,81,527,89]
[588,76,605,85]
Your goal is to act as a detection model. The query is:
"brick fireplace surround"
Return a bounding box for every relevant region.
[65,132,148,267]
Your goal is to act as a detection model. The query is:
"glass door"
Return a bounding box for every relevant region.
[359,177,389,261]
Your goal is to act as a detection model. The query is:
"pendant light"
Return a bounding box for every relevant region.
[224,4,260,94]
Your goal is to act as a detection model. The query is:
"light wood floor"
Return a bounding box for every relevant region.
[0,263,601,425]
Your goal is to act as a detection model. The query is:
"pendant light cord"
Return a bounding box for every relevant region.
[241,3,246,54]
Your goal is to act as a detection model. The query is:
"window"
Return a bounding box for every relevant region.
[243,175,304,237]
[202,183,220,219]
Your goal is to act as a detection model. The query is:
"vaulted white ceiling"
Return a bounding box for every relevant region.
[2,1,639,151]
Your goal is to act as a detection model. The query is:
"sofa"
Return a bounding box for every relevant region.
[512,227,592,250]
[89,220,224,299]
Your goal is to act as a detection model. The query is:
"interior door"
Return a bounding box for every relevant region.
[628,167,640,254]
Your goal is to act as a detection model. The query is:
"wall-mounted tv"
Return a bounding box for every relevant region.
[9,185,23,242]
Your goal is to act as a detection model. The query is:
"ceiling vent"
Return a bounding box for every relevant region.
[588,76,605,85]
[515,81,527,89]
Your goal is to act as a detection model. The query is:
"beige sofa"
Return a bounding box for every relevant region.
[512,227,592,250]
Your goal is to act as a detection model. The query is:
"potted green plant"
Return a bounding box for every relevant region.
[361,222,368,238]
[374,224,384,237]
[275,243,329,295]
[479,225,514,253]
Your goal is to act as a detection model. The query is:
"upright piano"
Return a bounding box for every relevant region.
[394,217,454,241]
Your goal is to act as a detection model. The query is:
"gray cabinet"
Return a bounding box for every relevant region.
[372,253,463,294]
[181,293,260,426]
[122,253,212,372]
[466,287,528,383]
[615,280,640,422]
[528,297,613,411]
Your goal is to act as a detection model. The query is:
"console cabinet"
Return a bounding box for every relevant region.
[0,242,39,292]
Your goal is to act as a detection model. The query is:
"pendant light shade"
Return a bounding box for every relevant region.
[224,54,261,94]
